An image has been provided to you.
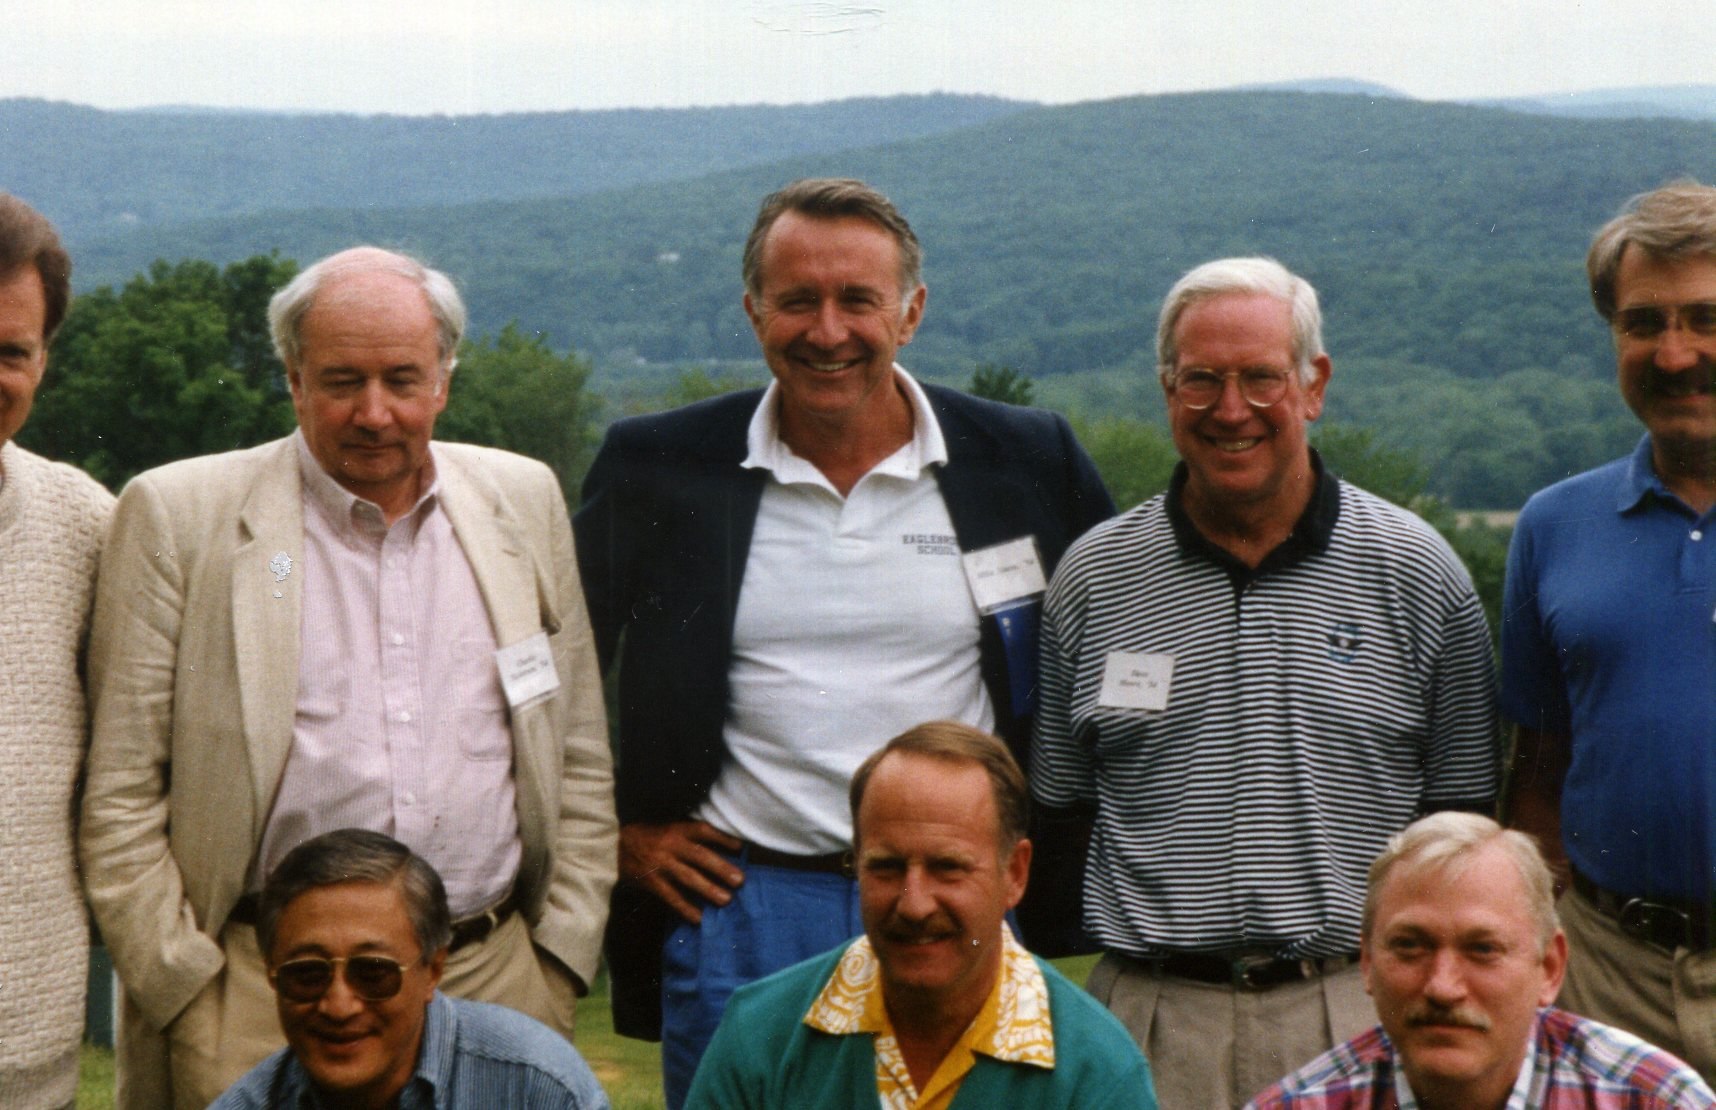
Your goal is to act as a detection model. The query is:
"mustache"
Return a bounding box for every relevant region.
[1645,357,1716,397]
[1406,1004,1491,1032]
[879,917,961,944]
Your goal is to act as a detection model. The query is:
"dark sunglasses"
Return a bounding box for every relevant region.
[1613,302,1716,340]
[270,954,413,1004]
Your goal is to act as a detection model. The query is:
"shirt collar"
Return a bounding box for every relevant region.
[1387,1011,1541,1110]
[1618,432,1673,514]
[294,428,441,535]
[1165,448,1341,583]
[403,992,458,1103]
[740,365,948,487]
[803,930,1056,1070]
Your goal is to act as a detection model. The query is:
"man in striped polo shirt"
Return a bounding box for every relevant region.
[1033,256,1499,1108]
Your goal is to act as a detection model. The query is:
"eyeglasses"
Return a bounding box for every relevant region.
[270,955,414,1004]
[1172,368,1292,410]
[1613,302,1716,340]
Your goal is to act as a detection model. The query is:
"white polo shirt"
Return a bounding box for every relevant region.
[695,368,994,854]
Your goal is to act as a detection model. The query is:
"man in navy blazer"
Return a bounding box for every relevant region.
[575,178,1113,1106]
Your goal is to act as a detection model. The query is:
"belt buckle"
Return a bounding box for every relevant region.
[1232,953,1279,991]
[1617,897,1691,949]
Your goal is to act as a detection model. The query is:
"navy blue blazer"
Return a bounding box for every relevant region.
[575,382,1115,1037]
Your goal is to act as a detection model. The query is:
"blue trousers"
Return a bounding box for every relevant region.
[660,853,863,1109]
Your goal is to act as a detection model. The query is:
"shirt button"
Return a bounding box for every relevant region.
[398,710,412,723]
[403,791,416,805]
[1693,530,1704,542]
[391,632,406,646]
[386,556,400,569]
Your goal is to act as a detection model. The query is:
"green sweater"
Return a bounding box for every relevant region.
[686,941,1158,1109]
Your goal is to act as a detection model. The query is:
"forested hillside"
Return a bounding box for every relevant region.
[39,89,1716,506]
[74,91,1716,381]
[0,94,1031,239]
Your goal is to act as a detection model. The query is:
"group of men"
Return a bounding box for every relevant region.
[0,166,1711,1109]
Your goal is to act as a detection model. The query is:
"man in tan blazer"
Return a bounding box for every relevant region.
[79,246,617,1110]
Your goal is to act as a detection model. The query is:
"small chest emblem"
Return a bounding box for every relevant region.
[1326,621,1362,664]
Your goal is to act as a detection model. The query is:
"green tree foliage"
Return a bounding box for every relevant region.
[22,257,604,507]
[66,90,1697,510]
[968,363,1035,406]
[435,323,603,506]
[1313,424,1441,523]
[1072,415,1179,512]
[1314,424,1509,641]
[653,366,761,410]
[21,254,299,488]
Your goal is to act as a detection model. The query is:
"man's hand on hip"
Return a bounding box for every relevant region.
[619,821,745,925]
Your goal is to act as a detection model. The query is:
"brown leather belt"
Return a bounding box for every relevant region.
[228,890,519,954]
[1572,869,1713,952]
[1125,949,1359,991]
[743,842,854,879]
[447,891,520,953]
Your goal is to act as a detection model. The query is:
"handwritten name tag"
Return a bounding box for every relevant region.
[495,631,560,711]
[1098,651,1174,712]
[961,537,1047,614]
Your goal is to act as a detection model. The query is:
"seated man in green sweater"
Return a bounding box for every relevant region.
[686,721,1157,1109]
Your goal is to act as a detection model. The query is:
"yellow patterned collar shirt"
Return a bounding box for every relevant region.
[803,929,1056,1110]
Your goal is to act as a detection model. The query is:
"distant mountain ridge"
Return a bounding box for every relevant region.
[0,93,1034,239]
[1469,84,1716,120]
[71,89,1716,389]
[23,85,1716,510]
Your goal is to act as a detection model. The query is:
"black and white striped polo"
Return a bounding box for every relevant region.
[1032,466,1498,960]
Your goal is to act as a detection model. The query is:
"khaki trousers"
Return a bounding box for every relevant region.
[1087,953,1373,1109]
[117,909,576,1110]
[1558,886,1716,1082]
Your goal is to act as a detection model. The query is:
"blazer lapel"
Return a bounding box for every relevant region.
[232,443,305,819]
[437,452,546,648]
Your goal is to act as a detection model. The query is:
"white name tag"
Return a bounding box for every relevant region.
[1098,651,1174,712]
[961,537,1047,614]
[495,631,560,711]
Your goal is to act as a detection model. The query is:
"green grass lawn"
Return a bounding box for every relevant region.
[79,956,1102,1108]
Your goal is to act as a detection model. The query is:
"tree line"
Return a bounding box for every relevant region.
[20,255,1512,639]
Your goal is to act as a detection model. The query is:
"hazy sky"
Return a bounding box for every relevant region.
[18,0,1716,115]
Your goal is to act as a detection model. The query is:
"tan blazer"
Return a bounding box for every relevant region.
[79,435,616,1035]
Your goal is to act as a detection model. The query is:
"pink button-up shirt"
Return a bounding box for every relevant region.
[256,434,521,916]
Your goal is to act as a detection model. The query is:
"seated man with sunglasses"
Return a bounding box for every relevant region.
[1503,180,1716,1079]
[1033,256,1498,1108]
[212,829,609,1109]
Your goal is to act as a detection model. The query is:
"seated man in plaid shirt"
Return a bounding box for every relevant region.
[1248,813,1712,1110]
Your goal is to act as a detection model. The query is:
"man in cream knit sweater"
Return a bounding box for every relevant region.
[0,193,114,1109]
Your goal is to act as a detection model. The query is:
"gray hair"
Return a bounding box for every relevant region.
[742,177,924,300]
[1156,256,1325,388]
[850,720,1029,852]
[1364,811,1559,952]
[1587,179,1716,322]
[268,246,466,372]
[256,828,452,964]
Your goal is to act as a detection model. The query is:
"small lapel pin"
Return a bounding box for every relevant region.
[269,552,293,583]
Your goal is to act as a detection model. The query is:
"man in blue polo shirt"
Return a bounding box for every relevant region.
[1502,179,1716,1079]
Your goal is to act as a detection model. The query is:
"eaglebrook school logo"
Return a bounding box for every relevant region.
[902,532,959,555]
[1326,621,1362,663]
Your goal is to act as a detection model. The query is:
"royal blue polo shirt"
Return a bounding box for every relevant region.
[1502,436,1716,902]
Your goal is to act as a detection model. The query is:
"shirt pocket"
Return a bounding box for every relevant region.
[448,638,512,762]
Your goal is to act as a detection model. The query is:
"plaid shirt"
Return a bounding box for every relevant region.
[1246,1008,1714,1109]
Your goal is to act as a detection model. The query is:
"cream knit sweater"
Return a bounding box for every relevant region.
[0,442,113,1109]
